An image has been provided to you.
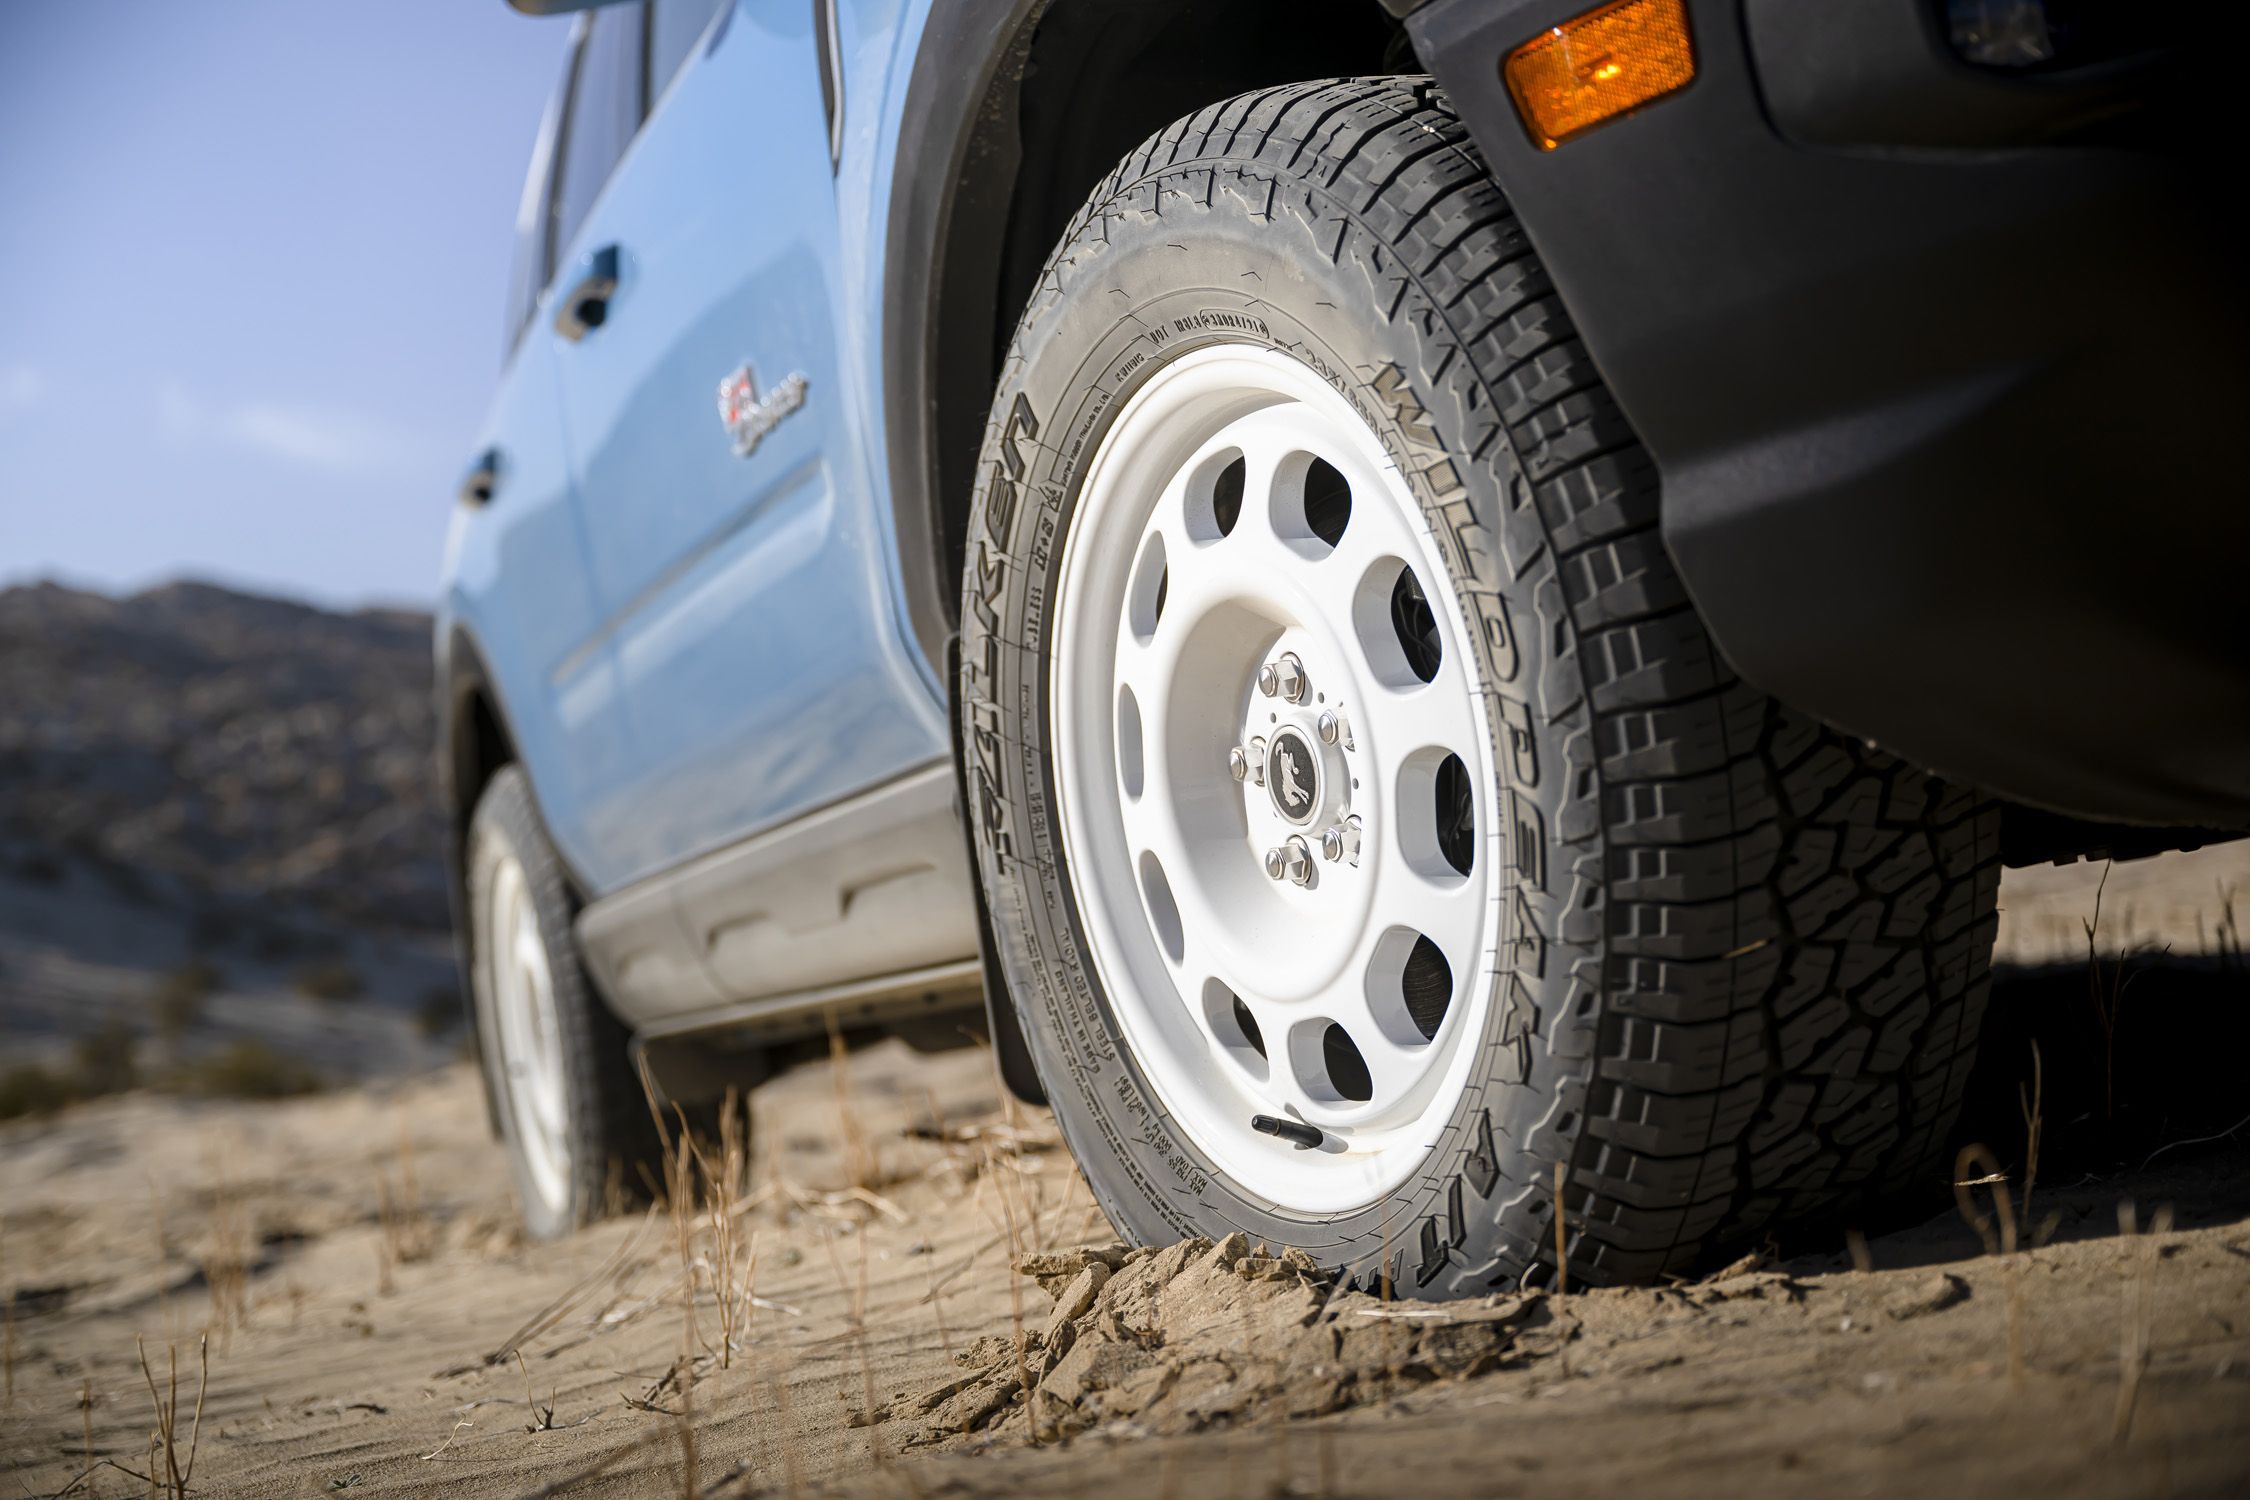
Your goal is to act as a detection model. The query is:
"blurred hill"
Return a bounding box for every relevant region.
[0,578,445,931]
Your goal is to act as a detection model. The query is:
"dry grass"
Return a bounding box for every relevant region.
[671,1378,698,1498]
[835,1219,885,1466]
[985,1129,1040,1444]
[134,1332,210,1499]
[1844,1227,1873,1274]
[376,1119,436,1296]
[200,1171,252,1339]
[78,1376,97,1489]
[2017,1038,2045,1230]
[2112,1197,2175,1444]
[2209,878,2242,977]
[1952,1142,2018,1256]
[825,1013,882,1193]
[662,1130,702,1374]
[2077,861,2168,1128]
[680,1090,757,1369]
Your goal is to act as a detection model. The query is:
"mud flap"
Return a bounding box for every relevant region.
[947,632,1047,1105]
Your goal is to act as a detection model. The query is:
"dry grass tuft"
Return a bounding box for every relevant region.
[1952,1142,2019,1256]
[200,1173,253,1339]
[2018,1039,2044,1227]
[2214,878,2242,977]
[134,1332,209,1499]
[986,1128,1041,1444]
[826,1012,883,1193]
[671,1377,699,1499]
[663,1129,703,1372]
[79,1376,97,1486]
[682,1089,758,1368]
[2112,1197,2175,1444]
[376,1120,436,1296]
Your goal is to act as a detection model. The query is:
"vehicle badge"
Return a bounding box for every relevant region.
[716,363,809,457]
[1267,729,1320,824]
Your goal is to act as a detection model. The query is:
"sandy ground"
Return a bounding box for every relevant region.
[4,852,2248,1499]
[1995,842,2247,968]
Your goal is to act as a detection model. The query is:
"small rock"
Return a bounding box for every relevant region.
[1236,1247,1323,1283]
[1044,1262,1110,1344]
[1884,1272,1969,1322]
[953,1333,1015,1368]
[1015,1244,1132,1297]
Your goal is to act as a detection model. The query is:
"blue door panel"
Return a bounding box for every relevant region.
[552,0,946,893]
[440,334,636,884]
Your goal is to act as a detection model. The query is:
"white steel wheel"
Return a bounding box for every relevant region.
[464,764,665,1240]
[1051,343,1502,1215]
[484,849,572,1217]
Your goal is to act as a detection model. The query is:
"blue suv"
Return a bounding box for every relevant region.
[440,0,2247,1288]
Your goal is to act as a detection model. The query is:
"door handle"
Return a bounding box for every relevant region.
[457,447,503,507]
[553,244,621,341]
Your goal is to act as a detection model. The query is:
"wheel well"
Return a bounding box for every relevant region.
[886,0,1410,668]
[440,638,518,1136]
[1998,805,2245,869]
[448,678,516,839]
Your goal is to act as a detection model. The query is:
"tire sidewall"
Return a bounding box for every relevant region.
[467,765,602,1241]
[961,151,1592,1293]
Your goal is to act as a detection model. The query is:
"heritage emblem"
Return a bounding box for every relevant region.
[716,363,809,457]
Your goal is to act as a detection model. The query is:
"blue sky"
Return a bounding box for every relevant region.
[0,0,571,609]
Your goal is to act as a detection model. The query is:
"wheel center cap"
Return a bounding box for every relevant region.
[1266,727,1320,824]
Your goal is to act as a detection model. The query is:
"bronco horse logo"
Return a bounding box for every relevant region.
[1269,732,1316,821]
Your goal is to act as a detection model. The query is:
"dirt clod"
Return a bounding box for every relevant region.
[1012,1243,1133,1298]
[1884,1272,1971,1321]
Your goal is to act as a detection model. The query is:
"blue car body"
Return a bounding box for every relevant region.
[440,0,1009,1049]
[442,0,948,901]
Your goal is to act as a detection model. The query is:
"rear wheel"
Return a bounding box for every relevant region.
[467,766,662,1238]
[958,79,2000,1291]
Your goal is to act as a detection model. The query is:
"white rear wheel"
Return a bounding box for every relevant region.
[466,766,665,1239]
[485,851,571,1216]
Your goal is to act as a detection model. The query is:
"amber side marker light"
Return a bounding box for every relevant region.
[1503,0,1697,151]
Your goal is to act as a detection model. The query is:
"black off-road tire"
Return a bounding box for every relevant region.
[957,78,2001,1290]
[467,766,665,1239]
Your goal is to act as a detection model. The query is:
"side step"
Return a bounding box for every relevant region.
[634,957,983,1045]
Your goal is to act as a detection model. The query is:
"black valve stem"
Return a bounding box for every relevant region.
[1251,1114,1324,1150]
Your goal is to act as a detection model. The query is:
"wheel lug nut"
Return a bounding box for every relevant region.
[1228,747,1249,782]
[1316,710,1339,745]
[1320,816,1363,867]
[1257,664,1279,697]
[1283,835,1315,886]
[1264,846,1288,881]
[1274,652,1307,703]
[1247,736,1266,786]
